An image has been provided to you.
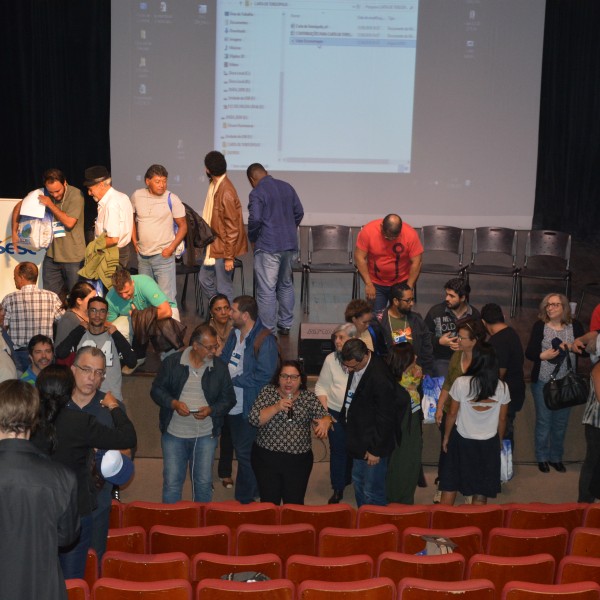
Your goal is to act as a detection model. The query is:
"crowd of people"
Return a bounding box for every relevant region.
[1,156,599,598]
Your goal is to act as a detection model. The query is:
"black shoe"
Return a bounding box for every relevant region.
[277,326,291,336]
[549,461,566,473]
[538,462,550,473]
[328,490,344,504]
[417,466,427,488]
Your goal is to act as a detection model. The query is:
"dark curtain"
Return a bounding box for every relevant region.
[533,1,600,242]
[1,0,110,208]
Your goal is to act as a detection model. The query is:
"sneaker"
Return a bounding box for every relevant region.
[122,358,146,376]
[220,477,234,489]
[433,489,442,504]
[463,495,473,504]
[277,326,291,336]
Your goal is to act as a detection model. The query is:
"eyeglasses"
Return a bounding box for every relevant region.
[74,364,105,378]
[456,335,472,341]
[279,373,300,381]
[546,302,563,309]
[400,297,415,304]
[200,342,219,352]
[88,307,108,315]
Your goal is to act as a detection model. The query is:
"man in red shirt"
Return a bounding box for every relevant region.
[355,214,423,313]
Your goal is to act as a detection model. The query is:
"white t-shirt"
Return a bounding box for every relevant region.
[449,376,511,440]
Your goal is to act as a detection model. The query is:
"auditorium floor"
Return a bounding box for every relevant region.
[121,235,599,506]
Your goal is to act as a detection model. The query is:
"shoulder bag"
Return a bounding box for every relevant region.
[543,351,589,410]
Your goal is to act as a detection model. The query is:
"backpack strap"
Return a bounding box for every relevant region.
[253,328,272,357]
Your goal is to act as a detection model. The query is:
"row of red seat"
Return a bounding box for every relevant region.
[103,522,600,562]
[82,547,600,587]
[67,575,600,600]
[109,500,600,539]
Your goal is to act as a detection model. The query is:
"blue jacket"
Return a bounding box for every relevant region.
[221,318,279,418]
[150,350,236,436]
[247,175,303,252]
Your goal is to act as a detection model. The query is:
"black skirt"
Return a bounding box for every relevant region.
[439,427,501,498]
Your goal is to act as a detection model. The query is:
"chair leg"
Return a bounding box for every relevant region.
[181,274,189,308]
[576,288,586,319]
[193,271,200,314]
[510,274,517,318]
[304,271,310,314]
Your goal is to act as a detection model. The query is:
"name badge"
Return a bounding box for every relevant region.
[52,219,66,238]
[229,352,241,368]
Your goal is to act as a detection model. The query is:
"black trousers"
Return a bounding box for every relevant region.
[251,443,313,505]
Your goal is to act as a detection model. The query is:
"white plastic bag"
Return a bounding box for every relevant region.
[500,439,513,482]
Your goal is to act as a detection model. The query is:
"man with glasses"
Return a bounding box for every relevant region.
[68,346,136,563]
[425,277,481,378]
[151,323,236,503]
[355,214,423,313]
[56,296,136,401]
[340,338,397,507]
[378,282,435,374]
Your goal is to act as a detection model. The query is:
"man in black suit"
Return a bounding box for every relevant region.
[340,338,397,506]
[0,379,79,600]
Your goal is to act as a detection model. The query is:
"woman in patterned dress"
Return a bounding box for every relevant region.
[249,360,333,504]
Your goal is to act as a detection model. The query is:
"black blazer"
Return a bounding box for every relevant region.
[342,354,398,459]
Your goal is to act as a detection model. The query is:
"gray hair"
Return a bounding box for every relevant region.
[333,322,357,339]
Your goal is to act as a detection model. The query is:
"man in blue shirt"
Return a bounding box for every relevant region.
[247,163,304,335]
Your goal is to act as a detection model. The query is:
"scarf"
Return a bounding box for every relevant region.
[202,175,224,265]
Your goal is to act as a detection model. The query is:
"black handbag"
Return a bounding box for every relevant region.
[543,351,589,410]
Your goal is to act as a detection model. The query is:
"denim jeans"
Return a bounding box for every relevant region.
[352,456,389,507]
[328,409,353,492]
[42,255,82,296]
[253,250,295,332]
[373,283,393,313]
[227,413,259,503]
[59,513,92,579]
[579,424,600,502]
[90,484,112,563]
[199,259,234,304]
[138,253,178,308]
[161,431,218,503]
[531,380,572,462]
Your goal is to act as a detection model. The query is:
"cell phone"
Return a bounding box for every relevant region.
[188,408,200,414]
[551,337,567,355]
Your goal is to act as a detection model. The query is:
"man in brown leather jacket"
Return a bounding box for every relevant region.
[199,151,248,302]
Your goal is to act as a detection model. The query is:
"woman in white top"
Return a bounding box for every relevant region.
[439,342,510,505]
[315,322,357,504]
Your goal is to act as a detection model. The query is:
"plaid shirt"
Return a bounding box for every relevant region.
[2,284,64,348]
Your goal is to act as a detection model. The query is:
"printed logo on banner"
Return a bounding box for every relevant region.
[0,237,37,255]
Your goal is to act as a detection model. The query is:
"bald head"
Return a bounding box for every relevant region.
[382,214,403,240]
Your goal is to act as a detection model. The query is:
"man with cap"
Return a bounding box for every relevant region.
[83,165,134,267]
